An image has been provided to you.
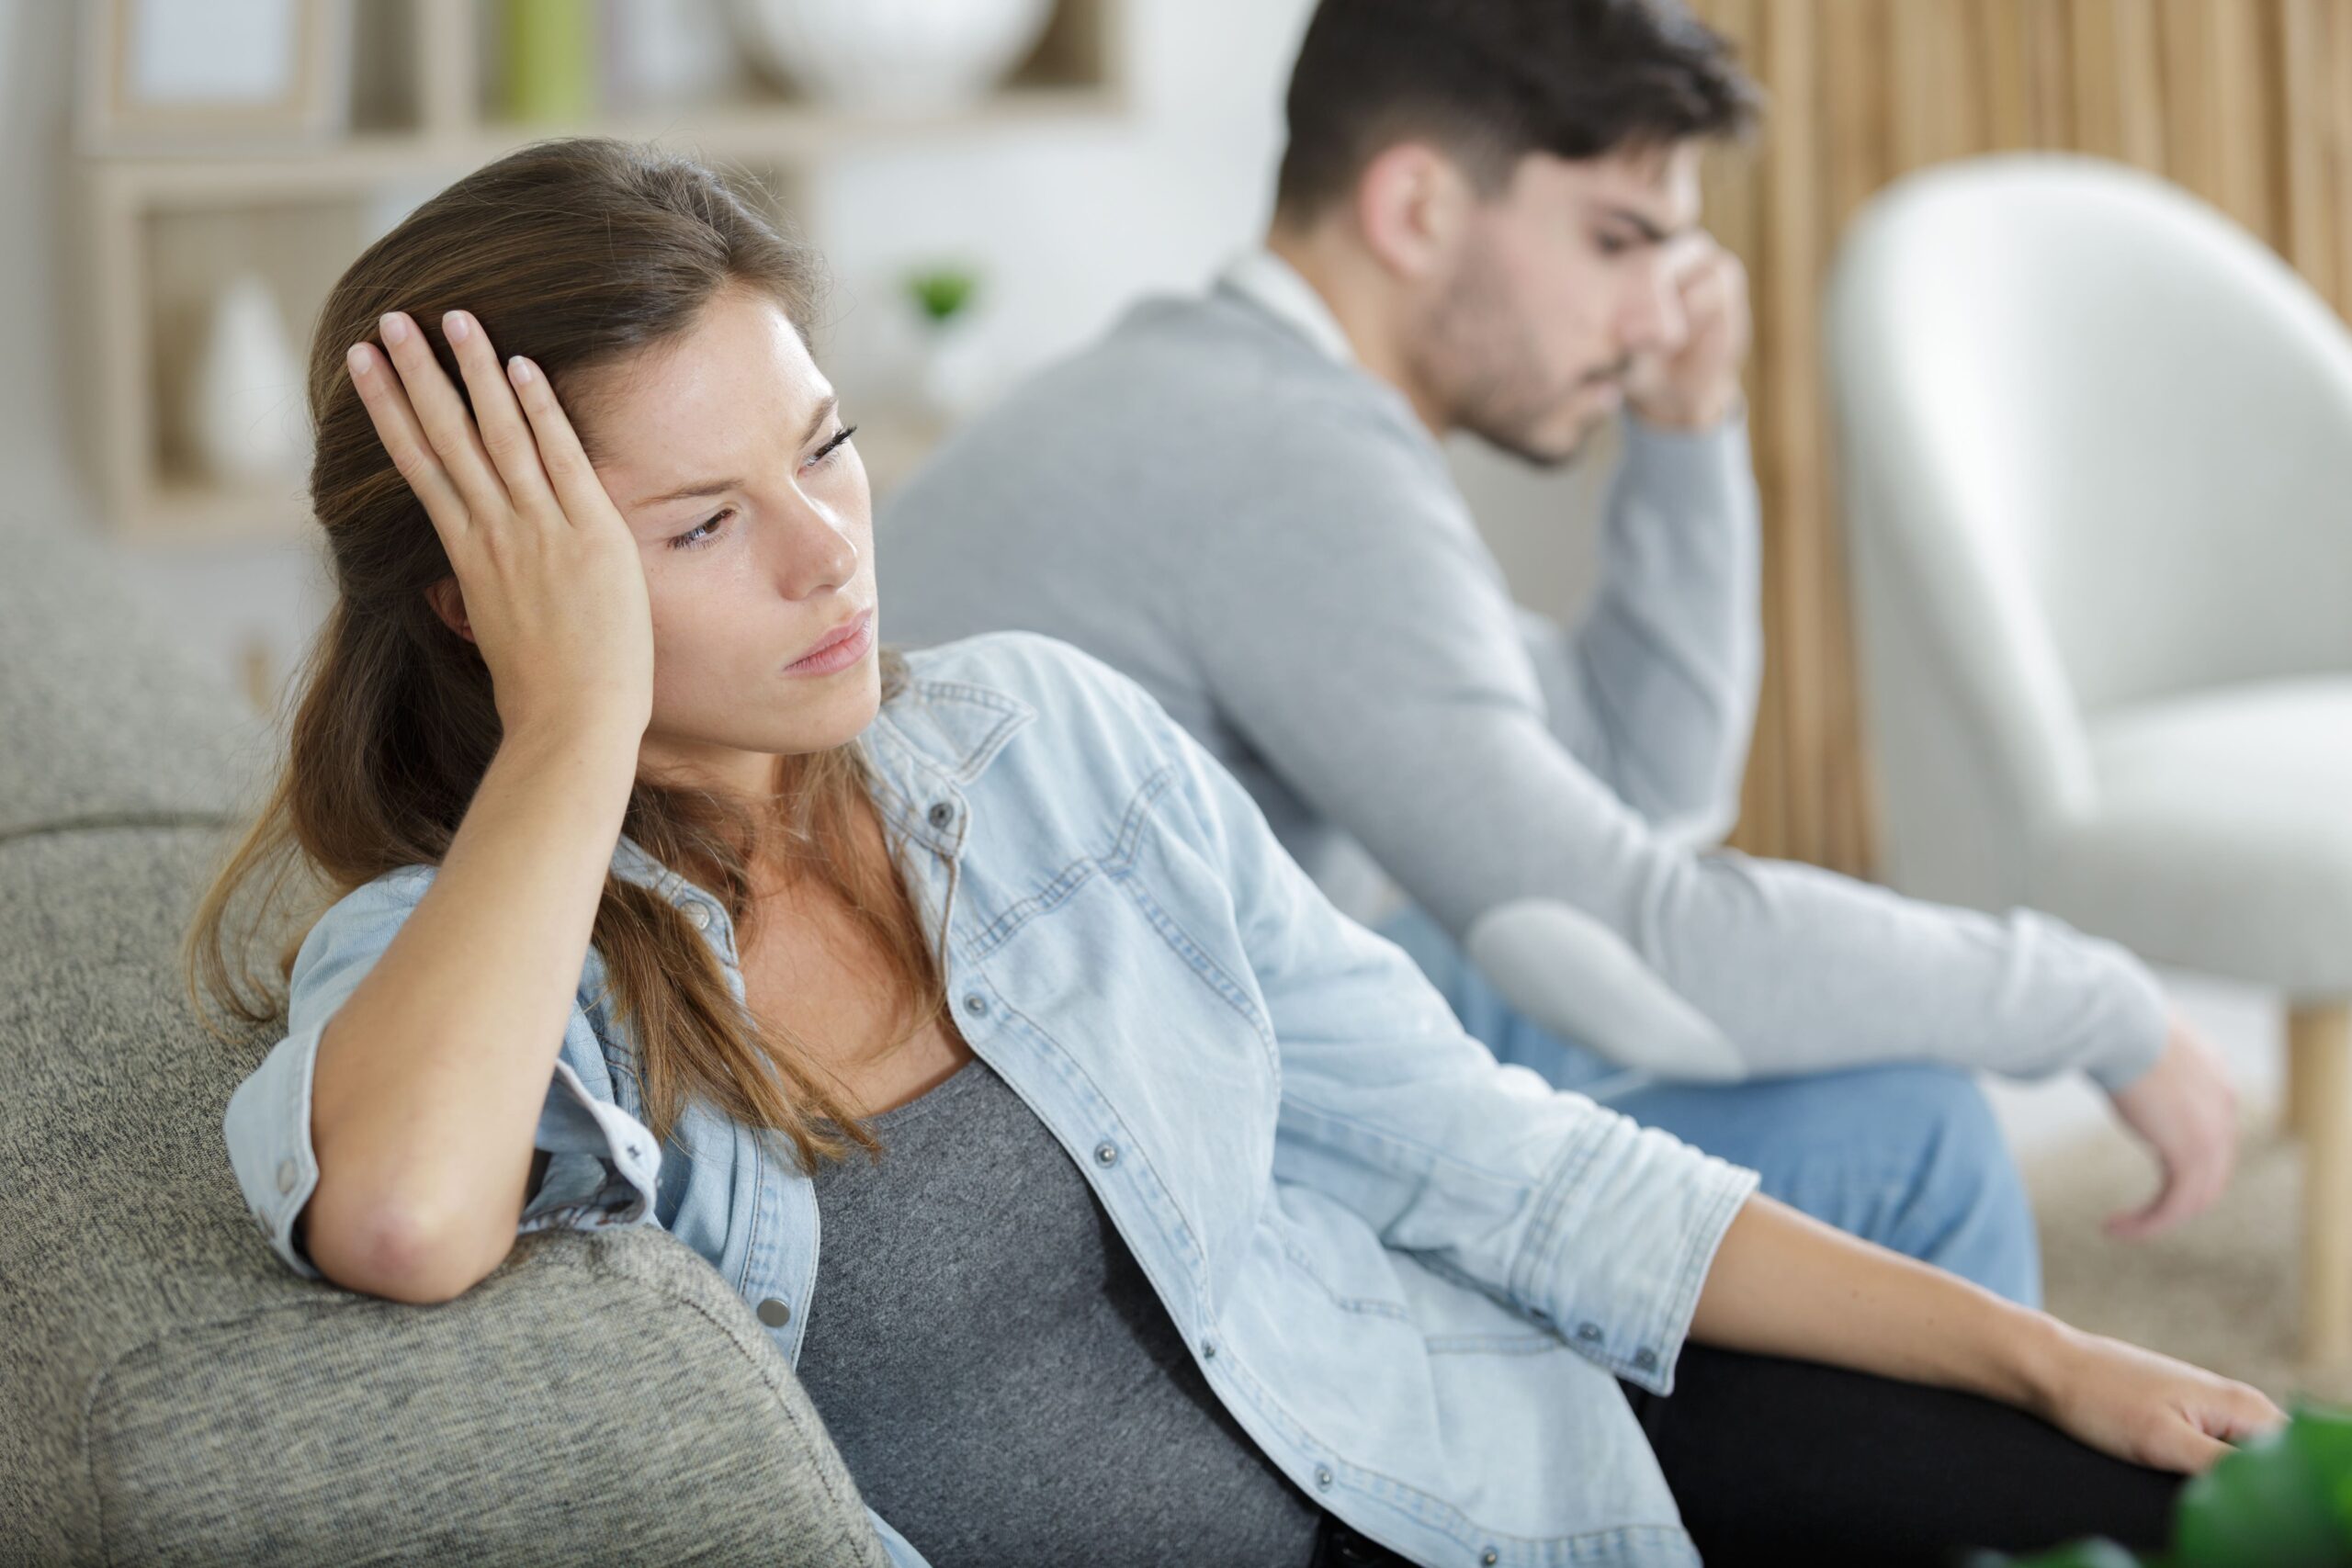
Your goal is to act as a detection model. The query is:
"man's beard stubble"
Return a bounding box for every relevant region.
[1409,247,1623,470]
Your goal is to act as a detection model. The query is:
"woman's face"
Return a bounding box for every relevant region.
[579,286,879,798]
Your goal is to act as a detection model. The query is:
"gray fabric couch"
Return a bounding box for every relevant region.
[0,514,887,1566]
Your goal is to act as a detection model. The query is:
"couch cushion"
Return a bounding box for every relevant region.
[0,513,263,838]
[0,818,883,1564]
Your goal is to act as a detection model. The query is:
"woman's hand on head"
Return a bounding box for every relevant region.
[2029,1322,2285,1474]
[346,309,655,748]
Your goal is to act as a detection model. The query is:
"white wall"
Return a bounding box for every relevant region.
[0,1,75,526]
[818,0,1316,385]
[811,0,1609,624]
[0,0,1608,708]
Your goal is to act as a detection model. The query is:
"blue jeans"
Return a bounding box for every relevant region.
[1377,903,2043,1307]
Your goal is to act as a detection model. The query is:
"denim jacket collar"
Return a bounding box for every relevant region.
[226,632,1757,1568]
[605,662,1039,903]
[856,664,1037,847]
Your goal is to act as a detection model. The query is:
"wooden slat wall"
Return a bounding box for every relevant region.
[1692,0,2352,875]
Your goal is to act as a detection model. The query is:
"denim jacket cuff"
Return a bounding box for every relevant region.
[1614,1156,1758,1397]
[223,1022,663,1284]
[517,1055,662,1234]
[221,1015,332,1280]
[1515,1125,1761,1397]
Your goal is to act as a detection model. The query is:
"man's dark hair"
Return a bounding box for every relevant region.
[1274,0,1762,219]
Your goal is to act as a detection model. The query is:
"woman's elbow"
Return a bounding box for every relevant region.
[300,1185,511,1304]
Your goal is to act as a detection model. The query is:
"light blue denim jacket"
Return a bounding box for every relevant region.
[222,630,1759,1568]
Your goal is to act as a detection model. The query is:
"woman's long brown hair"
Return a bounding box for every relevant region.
[186,137,944,1169]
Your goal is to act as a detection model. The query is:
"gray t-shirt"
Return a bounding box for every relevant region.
[876,265,2168,1091]
[793,1054,1323,1568]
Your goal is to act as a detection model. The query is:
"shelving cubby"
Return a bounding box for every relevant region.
[70,0,1127,545]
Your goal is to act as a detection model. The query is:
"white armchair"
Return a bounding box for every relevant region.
[1826,152,2352,1361]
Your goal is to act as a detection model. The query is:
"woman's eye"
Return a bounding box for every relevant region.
[666,427,856,550]
[669,508,733,551]
[808,423,859,468]
[1596,232,1634,256]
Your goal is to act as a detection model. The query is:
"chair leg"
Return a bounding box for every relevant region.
[2297,1002,2352,1365]
[2291,1012,2323,1139]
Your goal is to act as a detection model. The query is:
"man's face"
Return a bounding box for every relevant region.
[1408,141,1706,466]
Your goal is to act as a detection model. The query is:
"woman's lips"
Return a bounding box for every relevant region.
[784,607,875,675]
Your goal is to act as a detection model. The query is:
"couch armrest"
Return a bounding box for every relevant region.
[77,1225,888,1567]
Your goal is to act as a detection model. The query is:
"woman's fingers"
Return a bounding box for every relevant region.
[346,341,470,544]
[356,309,627,544]
[503,354,628,536]
[440,310,563,525]
[2058,1336,2288,1479]
[374,310,511,527]
[2165,1426,2237,1473]
[2147,1378,2283,1472]
[2211,1382,2289,1440]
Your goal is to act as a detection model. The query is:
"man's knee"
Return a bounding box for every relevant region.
[1690,1062,2038,1303]
[1836,1065,2020,1213]
[1860,1065,2041,1303]
[1879,1064,2007,1165]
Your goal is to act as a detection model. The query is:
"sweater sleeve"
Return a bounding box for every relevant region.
[1521,412,1763,849]
[1181,404,2168,1091]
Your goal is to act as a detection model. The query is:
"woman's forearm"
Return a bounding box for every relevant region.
[1689,1193,2071,1417]
[303,720,642,1302]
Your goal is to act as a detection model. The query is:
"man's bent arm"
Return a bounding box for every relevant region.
[1523,412,1763,847]
[1187,408,2166,1089]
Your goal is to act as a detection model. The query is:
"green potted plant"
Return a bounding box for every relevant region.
[1981,1404,2352,1568]
[905,262,988,421]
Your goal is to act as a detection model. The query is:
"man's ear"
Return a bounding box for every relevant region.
[425,577,477,645]
[1352,141,1474,283]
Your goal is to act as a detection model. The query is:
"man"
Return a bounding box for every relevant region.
[877,0,2236,1304]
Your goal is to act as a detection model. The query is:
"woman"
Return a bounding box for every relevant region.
[201,139,2278,1568]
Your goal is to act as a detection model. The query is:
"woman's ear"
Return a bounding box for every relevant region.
[425,577,477,644]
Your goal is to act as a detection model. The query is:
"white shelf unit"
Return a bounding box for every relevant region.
[70,0,1128,546]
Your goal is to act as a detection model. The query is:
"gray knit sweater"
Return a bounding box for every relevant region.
[876,259,2167,1091]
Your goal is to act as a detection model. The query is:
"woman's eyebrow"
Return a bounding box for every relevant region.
[627,394,840,508]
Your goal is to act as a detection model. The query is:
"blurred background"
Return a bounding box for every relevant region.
[12,0,1340,704]
[15,0,2352,1394]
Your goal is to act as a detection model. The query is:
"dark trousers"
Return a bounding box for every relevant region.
[1310,1344,2185,1567]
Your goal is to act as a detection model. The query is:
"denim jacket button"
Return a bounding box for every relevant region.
[684,901,712,931]
[1574,1321,1602,1343]
[1633,1348,1659,1371]
[962,993,989,1018]
[1093,1141,1118,1168]
[756,1298,792,1328]
[1201,1338,1216,1359]
[1481,1551,1501,1566]
[1313,1465,1333,1491]
[928,800,956,830]
[275,1158,298,1195]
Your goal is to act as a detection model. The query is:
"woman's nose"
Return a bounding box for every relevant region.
[765,496,859,601]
